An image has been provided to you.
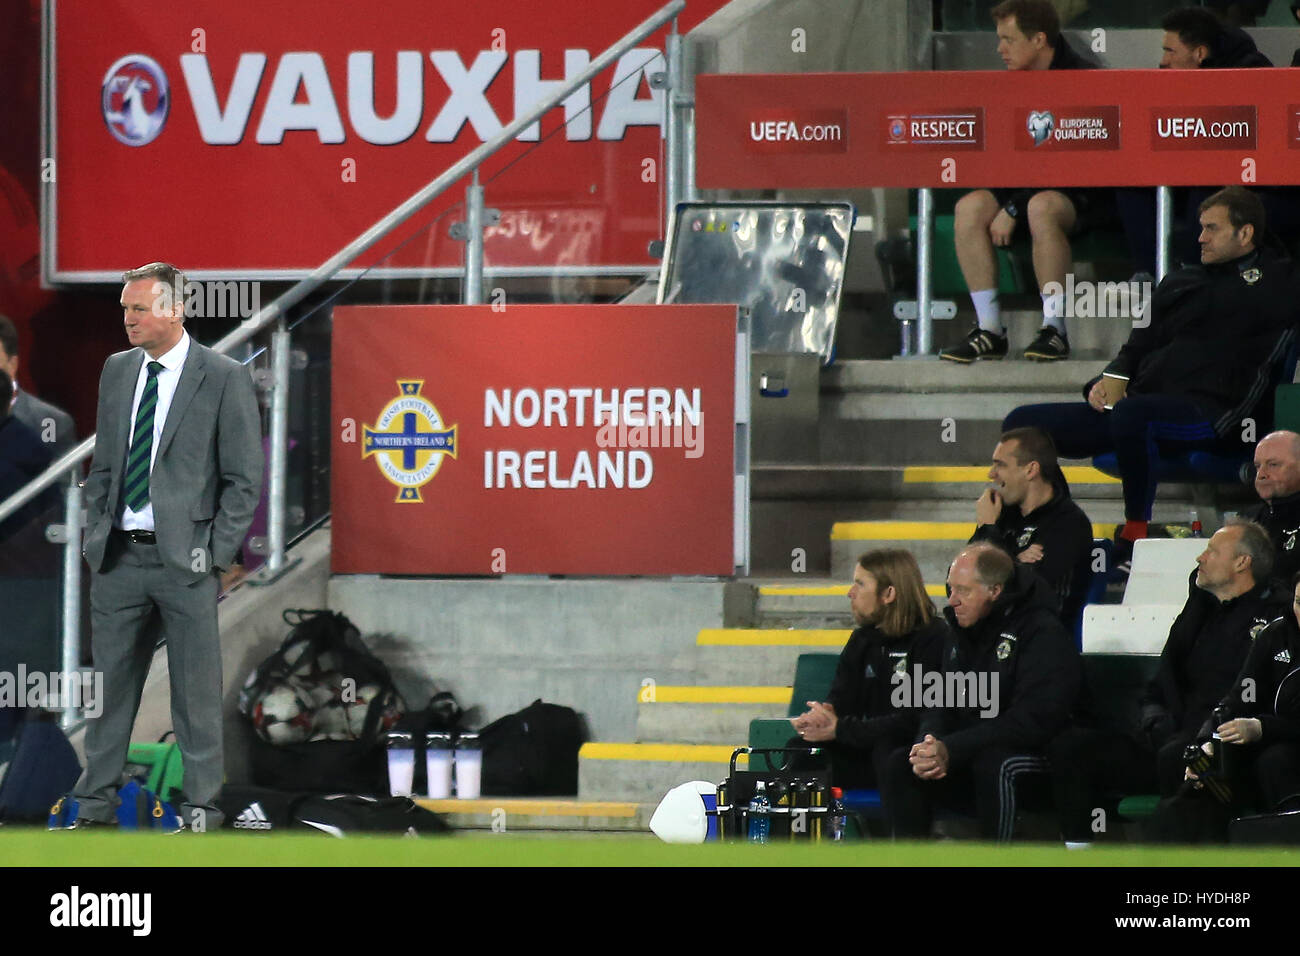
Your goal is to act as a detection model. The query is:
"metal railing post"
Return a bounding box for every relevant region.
[1156,185,1172,282]
[60,478,82,730]
[465,170,485,305]
[663,23,681,234]
[916,187,935,356]
[267,323,291,573]
[682,106,697,203]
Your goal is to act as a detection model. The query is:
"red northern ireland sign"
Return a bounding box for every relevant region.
[330,303,739,576]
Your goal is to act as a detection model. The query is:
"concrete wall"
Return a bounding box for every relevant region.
[328,576,749,741]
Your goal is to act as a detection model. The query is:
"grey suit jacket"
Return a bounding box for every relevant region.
[82,340,264,582]
[12,389,77,462]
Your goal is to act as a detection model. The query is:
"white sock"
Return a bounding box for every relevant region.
[1041,290,1066,334]
[970,289,1002,334]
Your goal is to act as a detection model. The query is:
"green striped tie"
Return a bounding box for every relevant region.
[123,361,164,513]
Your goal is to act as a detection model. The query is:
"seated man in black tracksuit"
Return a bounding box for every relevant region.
[882,543,1080,842]
[791,549,948,789]
[1004,187,1300,566]
[1144,567,1300,843]
[1049,519,1285,843]
[1186,570,1300,818]
[1249,431,1300,589]
[970,426,1094,629]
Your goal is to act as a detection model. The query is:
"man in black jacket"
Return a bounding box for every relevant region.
[1004,187,1300,561]
[1190,576,1300,816]
[1048,519,1284,842]
[1248,431,1300,588]
[970,427,1095,628]
[940,0,1102,365]
[791,550,947,788]
[882,543,1080,841]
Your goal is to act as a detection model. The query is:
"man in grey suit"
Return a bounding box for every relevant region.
[72,262,263,830]
[0,314,77,461]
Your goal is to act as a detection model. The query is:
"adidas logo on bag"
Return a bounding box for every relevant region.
[233,802,273,830]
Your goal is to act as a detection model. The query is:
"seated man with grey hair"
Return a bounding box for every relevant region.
[1048,518,1285,844]
[881,542,1080,842]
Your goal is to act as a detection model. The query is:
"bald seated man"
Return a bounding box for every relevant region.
[1249,430,1300,588]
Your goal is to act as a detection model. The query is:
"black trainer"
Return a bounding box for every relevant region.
[1023,326,1070,361]
[939,327,1009,363]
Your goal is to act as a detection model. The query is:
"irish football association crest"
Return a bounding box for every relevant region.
[362,381,457,502]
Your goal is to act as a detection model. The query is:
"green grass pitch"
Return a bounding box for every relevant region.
[6,830,1297,866]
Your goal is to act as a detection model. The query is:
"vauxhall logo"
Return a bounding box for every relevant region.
[101,49,667,147]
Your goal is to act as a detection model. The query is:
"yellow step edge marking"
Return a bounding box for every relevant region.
[581,743,749,763]
[416,798,639,818]
[642,686,792,704]
[697,628,851,646]
[831,521,1111,540]
[903,465,1120,485]
[758,584,945,597]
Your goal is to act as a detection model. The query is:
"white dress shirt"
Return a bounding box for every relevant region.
[119,332,191,531]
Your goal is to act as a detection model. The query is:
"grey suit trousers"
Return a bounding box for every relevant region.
[75,533,223,828]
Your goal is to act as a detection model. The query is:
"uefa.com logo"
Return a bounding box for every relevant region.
[102,54,170,147]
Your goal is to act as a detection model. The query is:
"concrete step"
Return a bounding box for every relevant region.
[671,630,852,686]
[822,357,1114,395]
[932,309,1140,361]
[416,796,651,832]
[754,579,945,620]
[754,463,1133,500]
[578,742,748,803]
[635,685,790,743]
[816,357,1106,466]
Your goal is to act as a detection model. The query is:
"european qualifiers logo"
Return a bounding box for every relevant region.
[102,54,170,146]
[1015,106,1120,151]
[362,381,458,503]
[1150,105,1256,150]
[883,108,984,150]
[1027,110,1054,145]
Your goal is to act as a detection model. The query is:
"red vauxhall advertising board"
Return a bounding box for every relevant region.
[696,69,1300,189]
[330,304,738,576]
[47,0,730,281]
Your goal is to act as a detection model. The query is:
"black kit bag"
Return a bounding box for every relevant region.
[240,609,405,794]
[480,699,586,796]
[249,737,388,795]
[218,786,449,836]
[0,710,82,822]
[292,794,450,836]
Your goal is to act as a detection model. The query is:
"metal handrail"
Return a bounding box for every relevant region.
[0,0,684,526]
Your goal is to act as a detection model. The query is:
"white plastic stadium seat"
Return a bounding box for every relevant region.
[1081,539,1204,654]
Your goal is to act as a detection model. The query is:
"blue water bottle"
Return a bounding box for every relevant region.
[828,786,847,842]
[747,780,771,844]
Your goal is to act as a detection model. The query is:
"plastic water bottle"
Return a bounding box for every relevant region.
[1190,509,1203,537]
[828,786,847,842]
[747,781,770,844]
